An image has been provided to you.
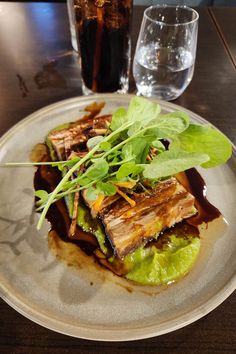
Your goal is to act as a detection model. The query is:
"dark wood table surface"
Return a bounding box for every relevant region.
[0,2,235,353]
[210,7,236,67]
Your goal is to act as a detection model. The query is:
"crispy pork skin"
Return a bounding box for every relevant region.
[93,178,196,258]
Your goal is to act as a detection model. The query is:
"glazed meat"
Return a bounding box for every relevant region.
[47,114,111,159]
[83,178,196,258]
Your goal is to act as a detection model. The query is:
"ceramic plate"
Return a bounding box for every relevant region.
[0,94,235,341]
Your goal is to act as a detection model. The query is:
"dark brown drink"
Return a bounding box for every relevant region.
[74,0,133,93]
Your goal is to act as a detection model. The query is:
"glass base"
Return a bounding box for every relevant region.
[81,82,94,96]
[136,85,186,101]
[81,76,129,96]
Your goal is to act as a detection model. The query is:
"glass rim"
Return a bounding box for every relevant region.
[144,5,199,27]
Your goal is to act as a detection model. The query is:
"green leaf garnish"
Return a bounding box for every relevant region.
[151,139,166,151]
[126,96,161,126]
[143,150,209,179]
[170,124,232,168]
[84,158,109,180]
[147,111,189,138]
[110,107,127,131]
[86,187,100,201]
[116,162,144,180]
[35,190,49,205]
[96,181,117,196]
[100,141,111,151]
[87,136,104,150]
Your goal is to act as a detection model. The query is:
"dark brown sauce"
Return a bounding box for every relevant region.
[34,161,98,256]
[177,169,221,226]
[76,101,105,121]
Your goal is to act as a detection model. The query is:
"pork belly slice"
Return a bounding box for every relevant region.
[47,114,111,160]
[98,178,196,258]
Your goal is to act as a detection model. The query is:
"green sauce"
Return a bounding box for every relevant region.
[124,236,200,285]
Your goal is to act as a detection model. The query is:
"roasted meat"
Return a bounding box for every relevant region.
[83,178,196,258]
[47,114,111,160]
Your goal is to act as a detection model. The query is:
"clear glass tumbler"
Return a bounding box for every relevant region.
[73,0,133,94]
[133,5,199,101]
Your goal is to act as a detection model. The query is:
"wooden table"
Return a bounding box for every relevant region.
[0,3,235,353]
[210,7,236,67]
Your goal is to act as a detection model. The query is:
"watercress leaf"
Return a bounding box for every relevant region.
[108,155,120,165]
[96,181,117,196]
[116,162,144,180]
[170,124,232,168]
[86,187,100,201]
[110,107,127,131]
[146,111,190,138]
[127,121,142,136]
[66,157,81,167]
[86,158,109,180]
[87,136,104,150]
[76,176,91,187]
[121,142,134,160]
[126,96,161,126]
[143,150,209,179]
[151,139,166,151]
[100,141,111,151]
[55,163,65,172]
[51,161,61,168]
[122,137,152,164]
[140,144,151,164]
[62,180,75,190]
[51,158,79,172]
[35,190,49,203]
[160,111,190,128]
[106,150,121,163]
[120,130,129,141]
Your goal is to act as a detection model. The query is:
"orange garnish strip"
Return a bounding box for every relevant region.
[91,193,105,214]
[69,191,80,237]
[116,188,136,207]
[113,181,136,189]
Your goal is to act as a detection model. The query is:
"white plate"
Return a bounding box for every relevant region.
[0,94,235,341]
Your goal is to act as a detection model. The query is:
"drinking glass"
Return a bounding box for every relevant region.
[133,5,199,101]
[67,0,78,51]
[73,0,133,95]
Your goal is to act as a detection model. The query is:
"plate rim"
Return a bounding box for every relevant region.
[0,93,235,341]
[1,93,235,151]
[1,270,235,341]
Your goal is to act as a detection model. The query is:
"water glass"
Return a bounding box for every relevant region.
[133,5,199,101]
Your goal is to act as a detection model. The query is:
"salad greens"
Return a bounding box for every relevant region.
[32,96,231,230]
[169,123,232,168]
